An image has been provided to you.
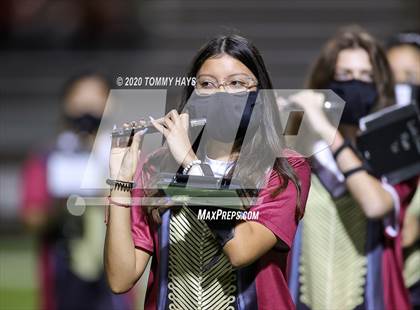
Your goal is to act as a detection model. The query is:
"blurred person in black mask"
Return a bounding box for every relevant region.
[387,31,420,106]
[287,26,418,310]
[21,72,133,310]
[387,31,420,308]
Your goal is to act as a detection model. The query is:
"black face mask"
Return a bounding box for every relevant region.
[187,91,262,143]
[66,113,101,134]
[328,79,378,125]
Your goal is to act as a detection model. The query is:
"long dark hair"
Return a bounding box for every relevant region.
[144,34,303,222]
[306,25,395,110]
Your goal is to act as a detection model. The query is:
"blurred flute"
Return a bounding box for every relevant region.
[111,118,207,137]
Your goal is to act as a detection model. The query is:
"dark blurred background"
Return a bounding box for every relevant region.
[0,0,419,308]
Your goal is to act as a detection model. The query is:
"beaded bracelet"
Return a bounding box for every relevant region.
[182,159,202,175]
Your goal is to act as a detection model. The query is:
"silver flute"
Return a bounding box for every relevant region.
[111,118,207,137]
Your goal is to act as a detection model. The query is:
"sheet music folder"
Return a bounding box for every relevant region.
[356,103,420,184]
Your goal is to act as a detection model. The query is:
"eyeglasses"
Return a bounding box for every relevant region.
[195,74,258,96]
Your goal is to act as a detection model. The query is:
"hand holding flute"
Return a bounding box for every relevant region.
[109,110,198,182]
[110,121,147,182]
[148,110,198,168]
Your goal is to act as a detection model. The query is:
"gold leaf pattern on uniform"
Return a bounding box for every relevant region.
[168,206,236,310]
[300,176,367,310]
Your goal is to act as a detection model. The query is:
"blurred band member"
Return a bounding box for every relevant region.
[387,31,420,106]
[288,26,418,310]
[387,31,420,308]
[21,72,132,310]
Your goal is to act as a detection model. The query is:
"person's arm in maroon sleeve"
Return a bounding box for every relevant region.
[21,154,52,234]
[382,176,419,239]
[223,156,311,268]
